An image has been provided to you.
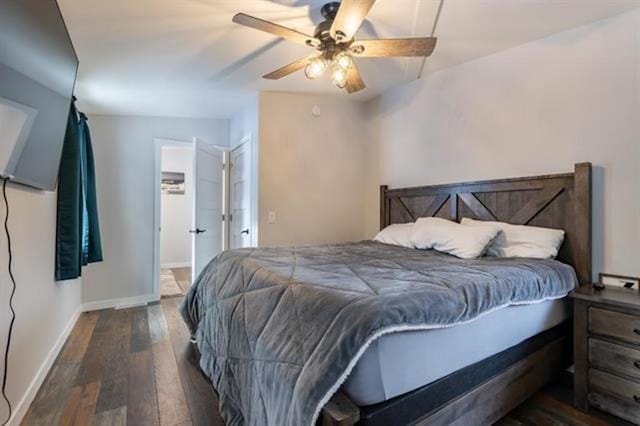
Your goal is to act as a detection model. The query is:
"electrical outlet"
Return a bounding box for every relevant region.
[268,211,276,224]
[599,273,640,289]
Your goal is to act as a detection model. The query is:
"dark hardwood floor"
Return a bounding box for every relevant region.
[22,298,222,426]
[22,299,628,426]
[495,373,632,426]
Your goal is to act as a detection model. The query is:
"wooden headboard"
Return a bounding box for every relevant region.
[380,163,592,284]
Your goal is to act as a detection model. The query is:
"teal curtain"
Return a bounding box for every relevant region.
[55,99,102,281]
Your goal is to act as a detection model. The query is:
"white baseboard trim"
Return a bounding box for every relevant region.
[9,306,82,426]
[160,262,191,269]
[82,293,158,312]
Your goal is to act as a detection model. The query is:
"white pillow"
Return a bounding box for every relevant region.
[461,217,565,259]
[374,222,415,248]
[410,217,501,259]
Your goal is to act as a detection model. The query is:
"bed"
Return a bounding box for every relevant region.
[181,163,592,426]
[343,298,572,406]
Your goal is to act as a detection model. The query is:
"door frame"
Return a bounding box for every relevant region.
[153,137,194,301]
[228,135,257,248]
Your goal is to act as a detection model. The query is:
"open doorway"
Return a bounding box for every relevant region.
[153,137,226,301]
[158,141,193,298]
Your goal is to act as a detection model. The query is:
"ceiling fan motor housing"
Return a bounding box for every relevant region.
[314,2,351,57]
[320,2,341,20]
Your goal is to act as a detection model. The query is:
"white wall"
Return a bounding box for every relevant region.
[230,93,259,150]
[84,115,228,305]
[160,146,193,268]
[364,10,640,278]
[0,185,82,424]
[258,92,368,246]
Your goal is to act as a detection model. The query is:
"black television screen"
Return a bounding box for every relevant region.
[0,0,78,191]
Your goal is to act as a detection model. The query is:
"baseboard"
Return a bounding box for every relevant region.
[82,293,158,312]
[9,306,82,426]
[160,262,191,269]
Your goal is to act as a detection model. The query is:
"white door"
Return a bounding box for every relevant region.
[229,140,253,248]
[192,137,223,281]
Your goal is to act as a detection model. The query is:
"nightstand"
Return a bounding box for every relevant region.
[571,285,640,424]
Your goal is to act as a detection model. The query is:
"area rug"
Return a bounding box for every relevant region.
[160,269,183,297]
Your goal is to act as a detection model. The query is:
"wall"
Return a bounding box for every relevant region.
[230,93,259,150]
[84,115,228,306]
[0,185,82,424]
[258,92,368,246]
[160,146,193,268]
[364,10,640,278]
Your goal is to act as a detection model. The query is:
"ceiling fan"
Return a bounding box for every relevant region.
[232,0,437,94]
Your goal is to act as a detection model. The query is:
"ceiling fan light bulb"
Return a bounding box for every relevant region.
[305,58,327,79]
[332,68,348,88]
[334,52,352,70]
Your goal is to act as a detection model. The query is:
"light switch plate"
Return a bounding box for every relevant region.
[599,273,640,289]
[268,211,276,224]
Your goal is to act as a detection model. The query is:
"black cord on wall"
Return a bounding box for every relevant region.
[1,178,16,426]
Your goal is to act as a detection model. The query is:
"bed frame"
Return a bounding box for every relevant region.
[322,162,592,426]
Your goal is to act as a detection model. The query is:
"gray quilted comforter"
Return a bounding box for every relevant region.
[180,241,577,426]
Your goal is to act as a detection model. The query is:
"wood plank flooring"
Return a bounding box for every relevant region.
[496,372,633,426]
[22,298,221,426]
[23,299,628,426]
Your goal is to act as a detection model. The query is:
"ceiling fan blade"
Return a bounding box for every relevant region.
[263,55,317,80]
[345,64,365,94]
[330,0,376,42]
[351,38,437,57]
[233,13,320,47]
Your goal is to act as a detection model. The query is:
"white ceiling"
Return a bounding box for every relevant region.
[58,0,640,118]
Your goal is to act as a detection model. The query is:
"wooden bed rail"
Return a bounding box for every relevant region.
[321,334,571,426]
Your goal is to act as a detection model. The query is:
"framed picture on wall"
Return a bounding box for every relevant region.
[161,171,185,194]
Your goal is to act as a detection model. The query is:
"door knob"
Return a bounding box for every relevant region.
[241,229,249,235]
[190,228,207,234]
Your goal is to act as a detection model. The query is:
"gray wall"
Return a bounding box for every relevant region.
[364,10,640,279]
[84,114,229,304]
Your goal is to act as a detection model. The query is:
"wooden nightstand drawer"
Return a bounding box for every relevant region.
[589,338,640,380]
[572,286,640,417]
[589,369,640,424]
[589,307,640,345]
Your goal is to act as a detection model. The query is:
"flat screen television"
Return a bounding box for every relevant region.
[0,0,78,191]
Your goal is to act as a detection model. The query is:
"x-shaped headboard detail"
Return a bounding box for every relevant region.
[380,163,592,285]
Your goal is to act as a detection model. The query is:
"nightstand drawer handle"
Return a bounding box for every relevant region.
[635,328,640,336]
